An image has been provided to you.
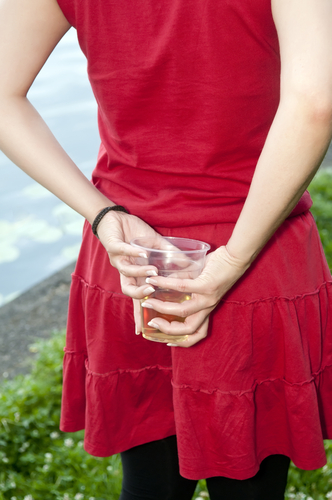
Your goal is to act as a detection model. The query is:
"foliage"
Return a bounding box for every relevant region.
[308,167,332,270]
[0,167,332,499]
[0,332,122,500]
[285,443,332,500]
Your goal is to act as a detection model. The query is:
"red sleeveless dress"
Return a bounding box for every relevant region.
[57,0,332,480]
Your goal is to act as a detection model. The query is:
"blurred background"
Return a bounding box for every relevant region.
[0,28,99,306]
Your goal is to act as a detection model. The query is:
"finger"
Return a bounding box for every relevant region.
[131,235,187,253]
[141,294,211,318]
[132,299,142,335]
[107,240,150,259]
[109,251,158,277]
[145,275,209,295]
[167,316,209,348]
[120,274,156,299]
[146,308,211,337]
[115,261,158,278]
[131,237,201,273]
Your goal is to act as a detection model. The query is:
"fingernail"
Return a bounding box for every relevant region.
[146,270,158,276]
[139,252,148,259]
[146,277,158,285]
[148,320,159,329]
[135,329,141,336]
[143,286,155,295]
[141,302,154,309]
[167,343,178,347]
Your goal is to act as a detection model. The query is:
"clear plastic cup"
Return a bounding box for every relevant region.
[131,236,210,343]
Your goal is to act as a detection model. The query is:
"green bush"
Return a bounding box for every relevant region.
[0,168,332,500]
[0,332,122,500]
[308,167,332,270]
[286,444,332,500]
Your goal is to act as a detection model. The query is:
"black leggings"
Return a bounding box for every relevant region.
[119,436,290,500]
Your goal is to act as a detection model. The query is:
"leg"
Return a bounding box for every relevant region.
[206,454,290,500]
[119,435,198,500]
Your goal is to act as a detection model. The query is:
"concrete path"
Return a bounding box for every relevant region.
[0,261,75,380]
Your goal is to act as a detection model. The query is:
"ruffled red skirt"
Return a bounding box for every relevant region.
[60,210,332,480]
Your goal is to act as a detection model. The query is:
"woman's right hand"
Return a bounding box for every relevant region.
[96,209,164,335]
[96,210,161,299]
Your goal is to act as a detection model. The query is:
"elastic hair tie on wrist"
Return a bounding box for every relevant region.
[91,205,129,239]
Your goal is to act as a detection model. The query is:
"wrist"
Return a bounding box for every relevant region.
[223,242,254,270]
[91,205,130,238]
[86,198,115,225]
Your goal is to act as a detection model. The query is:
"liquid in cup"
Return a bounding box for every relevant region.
[131,237,210,343]
[141,289,192,343]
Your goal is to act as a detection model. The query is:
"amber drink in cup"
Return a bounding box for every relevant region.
[131,236,210,343]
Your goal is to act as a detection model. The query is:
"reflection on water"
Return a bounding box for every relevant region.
[0,29,99,305]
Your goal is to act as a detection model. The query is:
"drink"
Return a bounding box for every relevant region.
[141,289,192,343]
[131,236,210,343]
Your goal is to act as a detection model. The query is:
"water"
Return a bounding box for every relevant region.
[0,29,99,306]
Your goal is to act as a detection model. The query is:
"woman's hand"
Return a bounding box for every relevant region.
[139,246,250,347]
[96,210,166,333]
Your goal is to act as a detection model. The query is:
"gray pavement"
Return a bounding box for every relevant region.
[0,261,75,379]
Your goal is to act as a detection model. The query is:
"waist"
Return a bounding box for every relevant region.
[93,172,312,229]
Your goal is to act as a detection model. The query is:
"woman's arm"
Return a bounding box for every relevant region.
[0,0,112,223]
[0,0,160,303]
[226,0,332,264]
[141,0,332,346]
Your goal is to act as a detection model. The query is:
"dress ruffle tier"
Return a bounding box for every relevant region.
[60,211,332,480]
[61,276,175,455]
[172,281,332,479]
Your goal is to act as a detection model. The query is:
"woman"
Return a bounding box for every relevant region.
[0,0,332,498]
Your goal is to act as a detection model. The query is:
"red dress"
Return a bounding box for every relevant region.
[57,0,332,480]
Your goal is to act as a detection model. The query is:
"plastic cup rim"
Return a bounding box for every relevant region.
[130,236,211,254]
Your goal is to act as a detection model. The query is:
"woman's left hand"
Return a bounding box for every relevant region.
[133,246,250,347]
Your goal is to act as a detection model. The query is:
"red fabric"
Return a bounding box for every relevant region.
[57,0,312,227]
[57,0,332,480]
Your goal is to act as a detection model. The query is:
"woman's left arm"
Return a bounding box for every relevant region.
[226,0,332,264]
[132,0,332,346]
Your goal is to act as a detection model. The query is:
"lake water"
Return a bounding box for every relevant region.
[0,29,99,305]
[0,28,331,306]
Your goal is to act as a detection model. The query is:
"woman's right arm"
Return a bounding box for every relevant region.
[0,0,158,306]
[0,0,113,223]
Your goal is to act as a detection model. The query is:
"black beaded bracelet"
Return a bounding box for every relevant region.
[91,205,129,238]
